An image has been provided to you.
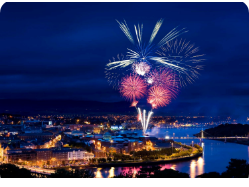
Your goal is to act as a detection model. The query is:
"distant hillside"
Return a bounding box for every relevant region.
[0,99,135,115]
[194,124,249,137]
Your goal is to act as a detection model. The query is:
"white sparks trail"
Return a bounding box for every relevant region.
[138,107,153,135]
[107,18,188,66]
[116,20,135,45]
[148,19,163,46]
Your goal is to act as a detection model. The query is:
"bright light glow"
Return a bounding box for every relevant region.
[138,107,153,134]
[132,61,150,76]
[147,78,153,84]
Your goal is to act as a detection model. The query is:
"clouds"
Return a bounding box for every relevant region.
[0,2,248,117]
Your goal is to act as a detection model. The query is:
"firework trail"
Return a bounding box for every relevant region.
[138,107,153,135]
[119,74,147,107]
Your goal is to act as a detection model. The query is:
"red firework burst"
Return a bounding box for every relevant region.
[119,74,147,102]
[148,86,171,109]
[147,68,179,98]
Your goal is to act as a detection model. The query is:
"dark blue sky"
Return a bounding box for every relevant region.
[0,2,249,117]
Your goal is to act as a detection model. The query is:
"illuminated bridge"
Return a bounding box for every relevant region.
[166,130,248,140]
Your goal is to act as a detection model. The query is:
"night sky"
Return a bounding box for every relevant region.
[0,2,249,117]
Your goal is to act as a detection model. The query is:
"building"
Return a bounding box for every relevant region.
[5,149,36,163]
[63,124,83,131]
[24,127,42,134]
[0,136,20,144]
[84,152,94,160]
[93,149,106,158]
[18,132,54,141]
[128,140,143,153]
[20,142,36,149]
[68,149,85,160]
[2,146,94,164]
[64,130,84,137]
[110,125,122,130]
[80,125,95,133]
[36,149,52,161]
[52,149,69,161]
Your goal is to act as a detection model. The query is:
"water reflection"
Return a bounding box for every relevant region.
[95,168,103,178]
[170,164,176,170]
[108,167,115,178]
[201,142,204,158]
[197,157,204,176]
[190,160,196,178]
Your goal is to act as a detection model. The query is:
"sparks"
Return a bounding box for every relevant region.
[138,108,153,135]
[147,68,179,98]
[132,61,151,76]
[156,38,205,86]
[148,86,171,109]
[119,74,147,103]
[105,19,188,88]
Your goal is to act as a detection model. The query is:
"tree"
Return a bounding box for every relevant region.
[221,159,249,178]
[152,169,189,178]
[196,172,221,178]
[136,165,161,178]
[50,168,94,178]
[0,164,33,178]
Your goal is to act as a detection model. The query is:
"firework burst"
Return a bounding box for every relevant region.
[119,74,147,105]
[105,19,205,134]
[156,38,205,86]
[147,68,179,98]
[105,19,189,88]
[148,86,171,109]
[132,61,151,76]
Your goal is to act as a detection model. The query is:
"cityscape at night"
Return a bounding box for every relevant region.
[0,1,248,183]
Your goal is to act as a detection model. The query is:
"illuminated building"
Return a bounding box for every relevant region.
[36,149,53,161]
[18,132,54,141]
[5,149,36,163]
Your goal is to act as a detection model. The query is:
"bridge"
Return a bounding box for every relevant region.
[170,136,247,139]
[166,130,248,140]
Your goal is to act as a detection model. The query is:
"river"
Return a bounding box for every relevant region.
[92,127,249,178]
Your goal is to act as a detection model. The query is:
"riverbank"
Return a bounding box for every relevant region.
[87,153,202,168]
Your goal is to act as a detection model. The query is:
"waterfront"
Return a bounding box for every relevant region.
[92,128,249,178]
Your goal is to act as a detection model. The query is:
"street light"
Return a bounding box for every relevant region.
[171,142,173,154]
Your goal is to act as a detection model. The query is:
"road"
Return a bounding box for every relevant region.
[16,164,55,175]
